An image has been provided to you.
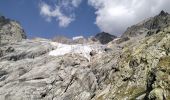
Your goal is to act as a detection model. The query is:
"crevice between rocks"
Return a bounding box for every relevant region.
[145,69,157,99]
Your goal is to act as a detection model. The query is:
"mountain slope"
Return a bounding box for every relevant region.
[0,11,170,100]
[122,10,170,38]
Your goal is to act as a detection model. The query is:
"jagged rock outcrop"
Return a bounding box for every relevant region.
[94,32,117,44]
[0,16,27,59]
[0,16,26,45]
[0,11,170,100]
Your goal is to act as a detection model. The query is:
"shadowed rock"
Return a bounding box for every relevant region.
[94,32,117,44]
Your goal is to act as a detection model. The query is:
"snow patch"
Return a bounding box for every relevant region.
[72,36,84,40]
[49,43,105,61]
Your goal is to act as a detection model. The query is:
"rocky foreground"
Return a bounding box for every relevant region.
[0,11,170,100]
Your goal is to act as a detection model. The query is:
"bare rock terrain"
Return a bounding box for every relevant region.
[0,11,170,100]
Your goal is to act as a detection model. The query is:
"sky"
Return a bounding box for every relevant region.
[0,0,170,38]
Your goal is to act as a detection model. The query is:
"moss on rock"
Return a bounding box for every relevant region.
[158,56,170,71]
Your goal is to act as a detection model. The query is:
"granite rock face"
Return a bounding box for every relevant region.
[0,16,26,45]
[0,11,170,100]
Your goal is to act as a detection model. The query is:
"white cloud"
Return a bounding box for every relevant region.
[39,0,82,27]
[72,0,82,7]
[40,0,170,35]
[88,0,170,36]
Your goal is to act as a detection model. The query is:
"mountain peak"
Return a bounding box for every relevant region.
[95,32,117,44]
[159,10,169,16]
[122,10,170,38]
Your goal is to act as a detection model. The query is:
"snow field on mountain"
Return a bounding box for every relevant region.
[49,42,105,61]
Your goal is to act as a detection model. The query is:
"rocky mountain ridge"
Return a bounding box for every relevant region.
[0,11,170,100]
[122,10,170,38]
[52,32,116,45]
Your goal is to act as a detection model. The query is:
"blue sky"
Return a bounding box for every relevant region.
[0,0,170,39]
[0,0,99,38]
